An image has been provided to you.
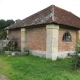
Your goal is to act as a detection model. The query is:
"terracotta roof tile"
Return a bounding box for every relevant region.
[54,5,80,28]
[7,5,80,29]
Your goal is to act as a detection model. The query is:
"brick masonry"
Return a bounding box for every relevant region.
[26,25,46,51]
[8,29,21,48]
[58,27,76,52]
[8,24,77,55]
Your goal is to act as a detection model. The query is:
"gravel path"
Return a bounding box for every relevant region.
[0,75,7,80]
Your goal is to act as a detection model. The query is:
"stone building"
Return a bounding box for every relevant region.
[6,5,80,60]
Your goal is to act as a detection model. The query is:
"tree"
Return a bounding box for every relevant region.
[0,19,20,39]
[15,19,21,23]
[5,19,15,27]
[0,19,6,30]
[0,19,15,31]
[0,19,21,31]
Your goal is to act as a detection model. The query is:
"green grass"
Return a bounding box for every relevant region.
[0,52,80,80]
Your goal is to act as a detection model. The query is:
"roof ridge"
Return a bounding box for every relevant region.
[50,5,55,22]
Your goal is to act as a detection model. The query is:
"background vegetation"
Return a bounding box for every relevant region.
[0,19,21,31]
[0,19,21,39]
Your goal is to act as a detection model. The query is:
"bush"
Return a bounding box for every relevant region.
[15,48,21,52]
[2,39,18,51]
[0,30,7,40]
[2,45,9,51]
[24,49,29,54]
[72,40,80,70]
[72,53,80,69]
[0,50,5,55]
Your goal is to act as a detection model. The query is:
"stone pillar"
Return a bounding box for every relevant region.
[6,30,9,39]
[46,24,59,60]
[77,30,80,40]
[21,28,26,52]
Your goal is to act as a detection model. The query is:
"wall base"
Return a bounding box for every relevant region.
[29,49,46,58]
[58,51,75,58]
[29,49,75,60]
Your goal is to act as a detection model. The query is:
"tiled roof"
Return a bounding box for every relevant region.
[54,6,80,28]
[7,5,80,29]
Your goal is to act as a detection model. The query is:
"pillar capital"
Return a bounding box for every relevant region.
[21,28,26,31]
[46,24,59,29]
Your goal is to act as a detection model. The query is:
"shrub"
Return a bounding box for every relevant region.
[15,48,21,52]
[67,53,71,56]
[24,49,29,54]
[2,45,9,51]
[0,30,7,40]
[2,38,18,51]
[72,53,80,69]
[0,50,5,55]
[57,57,62,61]
[72,40,80,70]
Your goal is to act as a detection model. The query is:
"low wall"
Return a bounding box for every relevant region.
[0,40,9,49]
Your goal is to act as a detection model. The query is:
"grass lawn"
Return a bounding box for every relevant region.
[0,52,80,80]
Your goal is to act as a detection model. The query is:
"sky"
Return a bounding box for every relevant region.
[0,0,80,20]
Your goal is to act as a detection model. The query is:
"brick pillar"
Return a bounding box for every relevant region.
[46,24,59,60]
[77,30,80,40]
[21,28,26,52]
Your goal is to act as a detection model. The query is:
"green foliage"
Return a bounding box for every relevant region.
[2,45,9,51]
[3,39,18,51]
[0,30,7,40]
[0,19,15,31]
[57,57,63,61]
[72,40,80,70]
[24,49,29,54]
[0,19,6,30]
[67,53,71,56]
[15,19,21,23]
[72,54,80,69]
[0,19,20,31]
[5,19,15,27]
[15,48,21,52]
[0,50,5,55]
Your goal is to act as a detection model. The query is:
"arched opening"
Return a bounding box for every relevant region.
[62,31,71,42]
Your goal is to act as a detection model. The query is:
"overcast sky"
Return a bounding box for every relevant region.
[0,0,80,20]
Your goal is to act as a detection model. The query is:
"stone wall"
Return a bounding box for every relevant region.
[0,40,9,49]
